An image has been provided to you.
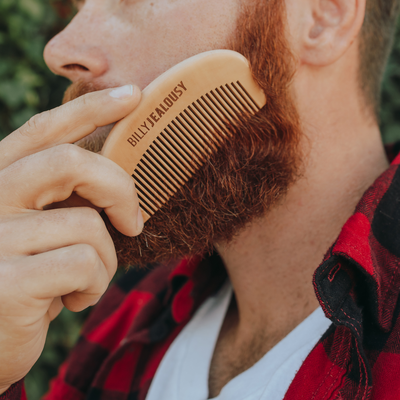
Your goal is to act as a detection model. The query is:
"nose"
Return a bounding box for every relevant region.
[44,10,109,82]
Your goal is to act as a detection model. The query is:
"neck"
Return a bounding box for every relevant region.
[215,94,388,348]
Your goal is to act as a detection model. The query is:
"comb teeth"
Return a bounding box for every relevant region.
[132,81,260,217]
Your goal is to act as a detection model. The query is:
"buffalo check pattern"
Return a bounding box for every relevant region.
[3,147,400,400]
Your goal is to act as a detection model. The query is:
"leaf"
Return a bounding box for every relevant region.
[18,0,44,21]
[0,0,14,10]
[0,80,27,108]
[16,65,44,87]
[25,89,40,107]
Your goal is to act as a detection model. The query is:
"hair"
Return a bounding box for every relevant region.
[360,0,400,117]
[105,0,303,267]
[57,0,399,118]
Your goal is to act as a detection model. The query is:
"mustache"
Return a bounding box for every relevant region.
[63,80,111,104]
[107,0,302,267]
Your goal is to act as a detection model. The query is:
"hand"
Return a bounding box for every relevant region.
[0,85,142,393]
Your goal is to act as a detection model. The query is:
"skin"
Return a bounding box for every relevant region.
[44,0,239,89]
[0,0,390,396]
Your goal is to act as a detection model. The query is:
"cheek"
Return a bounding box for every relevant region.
[108,0,239,88]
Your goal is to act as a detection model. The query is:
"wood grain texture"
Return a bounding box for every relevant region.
[101,50,266,222]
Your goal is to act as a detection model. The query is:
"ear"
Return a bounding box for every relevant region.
[296,0,366,66]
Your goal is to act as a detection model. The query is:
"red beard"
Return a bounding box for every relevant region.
[63,0,302,267]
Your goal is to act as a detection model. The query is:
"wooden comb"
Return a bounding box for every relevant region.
[101,50,266,223]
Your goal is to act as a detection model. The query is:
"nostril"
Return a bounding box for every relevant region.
[63,64,90,72]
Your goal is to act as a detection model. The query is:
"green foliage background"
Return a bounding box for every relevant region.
[0,0,70,140]
[1,0,400,399]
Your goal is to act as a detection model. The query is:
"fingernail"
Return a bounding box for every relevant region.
[136,207,144,233]
[109,85,134,99]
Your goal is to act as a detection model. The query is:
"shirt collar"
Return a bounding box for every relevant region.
[314,153,400,333]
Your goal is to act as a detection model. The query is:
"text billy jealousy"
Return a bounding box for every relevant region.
[127,81,187,148]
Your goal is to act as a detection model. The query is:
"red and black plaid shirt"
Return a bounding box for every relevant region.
[3,143,400,400]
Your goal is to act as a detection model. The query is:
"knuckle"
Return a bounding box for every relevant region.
[75,245,109,294]
[54,143,83,162]
[76,244,99,270]
[82,208,106,233]
[19,112,48,139]
[50,144,85,171]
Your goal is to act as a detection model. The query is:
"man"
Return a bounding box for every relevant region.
[0,0,399,398]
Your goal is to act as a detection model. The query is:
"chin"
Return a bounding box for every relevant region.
[75,123,115,153]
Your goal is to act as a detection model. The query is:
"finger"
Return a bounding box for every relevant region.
[17,244,111,312]
[44,192,103,213]
[48,297,63,321]
[0,85,141,170]
[0,208,117,279]
[0,145,143,236]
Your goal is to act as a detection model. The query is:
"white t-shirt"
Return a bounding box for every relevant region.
[146,281,331,400]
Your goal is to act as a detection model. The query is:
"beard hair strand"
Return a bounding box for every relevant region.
[64,0,303,268]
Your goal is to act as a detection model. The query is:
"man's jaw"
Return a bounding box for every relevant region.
[62,0,301,269]
[75,123,115,153]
